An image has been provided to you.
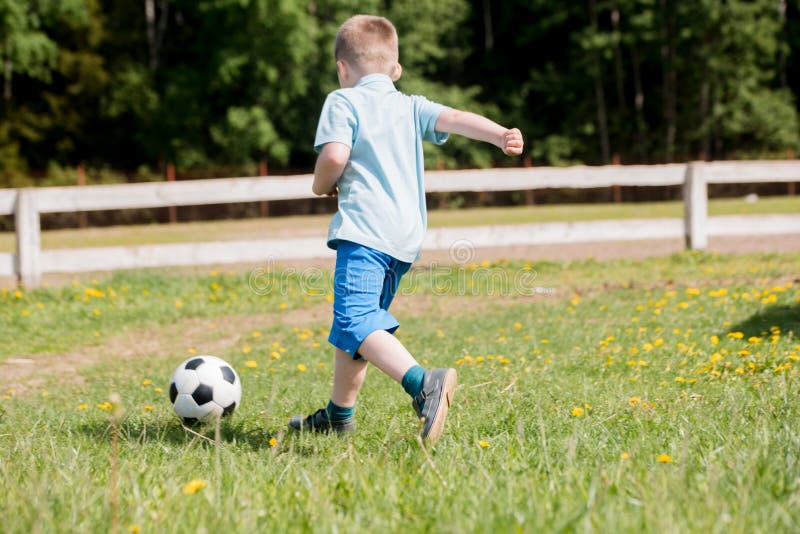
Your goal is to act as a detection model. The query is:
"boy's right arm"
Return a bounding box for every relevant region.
[312,142,351,196]
[434,109,523,156]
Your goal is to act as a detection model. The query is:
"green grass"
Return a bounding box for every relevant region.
[0,196,797,252]
[2,251,799,532]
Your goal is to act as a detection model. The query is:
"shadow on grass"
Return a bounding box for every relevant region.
[723,303,800,338]
[76,417,281,451]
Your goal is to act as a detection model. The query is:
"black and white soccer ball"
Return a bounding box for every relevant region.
[168,355,242,424]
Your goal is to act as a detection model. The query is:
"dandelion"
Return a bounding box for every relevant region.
[656,454,673,463]
[41,391,49,397]
[727,331,744,339]
[570,407,585,417]
[97,402,113,410]
[269,351,281,360]
[183,479,208,495]
[154,387,163,393]
[269,437,278,447]
[297,364,307,372]
[620,452,630,460]
[144,405,153,411]
[245,360,258,368]
[685,288,700,296]
[129,526,141,534]
[252,331,261,338]
[710,335,719,345]
[92,309,101,316]
[629,396,641,406]
[513,322,522,330]
[21,309,30,316]
[479,440,490,449]
[78,403,88,410]
[242,344,251,354]
[279,303,287,310]
[142,379,152,386]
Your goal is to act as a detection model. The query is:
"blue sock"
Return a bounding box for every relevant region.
[401,365,426,398]
[326,400,354,422]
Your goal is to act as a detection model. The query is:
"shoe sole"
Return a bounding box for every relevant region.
[424,368,457,444]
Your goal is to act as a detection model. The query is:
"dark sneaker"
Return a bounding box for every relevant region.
[288,408,355,435]
[412,368,457,444]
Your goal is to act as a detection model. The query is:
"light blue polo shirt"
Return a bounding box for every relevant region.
[314,73,449,263]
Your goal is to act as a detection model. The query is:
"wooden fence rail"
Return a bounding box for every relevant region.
[1,160,798,287]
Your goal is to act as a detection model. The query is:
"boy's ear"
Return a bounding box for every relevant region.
[390,63,402,81]
[336,59,348,79]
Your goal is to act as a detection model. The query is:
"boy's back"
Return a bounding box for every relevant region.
[315,73,448,263]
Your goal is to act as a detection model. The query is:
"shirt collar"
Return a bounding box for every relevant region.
[355,73,395,88]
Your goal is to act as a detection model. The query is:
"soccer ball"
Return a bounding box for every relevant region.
[168,355,242,424]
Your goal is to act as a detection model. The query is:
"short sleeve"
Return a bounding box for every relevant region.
[314,91,358,153]
[413,95,449,145]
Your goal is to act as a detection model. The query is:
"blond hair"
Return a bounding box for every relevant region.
[334,15,399,75]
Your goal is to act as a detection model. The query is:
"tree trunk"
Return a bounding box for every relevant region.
[589,0,610,164]
[631,47,646,162]
[660,0,677,163]
[483,0,493,52]
[145,0,169,71]
[610,3,627,113]
[699,80,710,160]
[3,56,11,101]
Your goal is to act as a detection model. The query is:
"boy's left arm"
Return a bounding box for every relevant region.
[434,109,523,155]
[312,142,351,196]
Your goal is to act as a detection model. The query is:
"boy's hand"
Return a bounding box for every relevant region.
[502,128,524,156]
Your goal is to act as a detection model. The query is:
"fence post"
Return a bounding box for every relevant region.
[15,188,42,288]
[166,163,177,223]
[77,164,88,228]
[259,160,269,217]
[683,161,707,250]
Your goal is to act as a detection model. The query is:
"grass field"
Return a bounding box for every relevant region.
[0,196,797,252]
[1,251,799,532]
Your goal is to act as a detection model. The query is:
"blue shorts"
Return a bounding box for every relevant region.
[329,240,412,359]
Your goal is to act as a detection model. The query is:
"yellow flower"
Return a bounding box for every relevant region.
[78,403,88,410]
[97,402,113,410]
[710,335,719,345]
[21,309,30,316]
[656,454,673,463]
[620,452,630,460]
[629,396,641,406]
[685,288,700,296]
[478,440,490,449]
[154,387,163,393]
[269,437,277,447]
[142,379,152,386]
[279,303,287,310]
[174,300,183,308]
[252,331,261,338]
[727,331,744,339]
[92,308,101,316]
[242,344,251,354]
[269,351,281,360]
[182,479,208,495]
[675,376,686,383]
[129,526,141,534]
[144,405,153,411]
[245,360,258,368]
[513,322,522,330]
[297,364,307,372]
[570,407,585,417]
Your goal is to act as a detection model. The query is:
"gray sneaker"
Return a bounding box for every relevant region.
[412,368,457,444]
[288,408,355,435]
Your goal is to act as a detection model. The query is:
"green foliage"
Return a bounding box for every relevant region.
[2,0,800,178]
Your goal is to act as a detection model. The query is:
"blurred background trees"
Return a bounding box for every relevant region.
[1,0,799,187]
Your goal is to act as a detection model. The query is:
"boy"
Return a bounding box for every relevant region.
[289,14,523,444]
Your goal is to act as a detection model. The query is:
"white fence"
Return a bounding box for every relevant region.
[1,160,799,287]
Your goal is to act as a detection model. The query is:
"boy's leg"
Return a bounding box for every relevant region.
[331,347,368,407]
[356,329,417,383]
[358,329,457,444]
